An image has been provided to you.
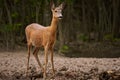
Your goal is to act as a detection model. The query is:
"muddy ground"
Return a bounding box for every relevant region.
[0,51,120,80]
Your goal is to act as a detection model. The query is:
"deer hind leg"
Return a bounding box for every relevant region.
[50,48,55,75]
[26,44,31,75]
[33,47,44,72]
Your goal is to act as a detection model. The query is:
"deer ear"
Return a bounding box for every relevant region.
[59,2,65,9]
[51,3,55,10]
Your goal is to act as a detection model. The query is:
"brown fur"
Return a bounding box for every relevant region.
[25,3,64,79]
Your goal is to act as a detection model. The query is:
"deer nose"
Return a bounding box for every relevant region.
[58,16,63,19]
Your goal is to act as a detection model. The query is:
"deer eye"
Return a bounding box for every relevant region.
[55,11,57,12]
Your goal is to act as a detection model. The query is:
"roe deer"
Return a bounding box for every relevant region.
[25,2,64,79]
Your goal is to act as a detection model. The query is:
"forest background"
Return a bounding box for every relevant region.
[0,0,120,57]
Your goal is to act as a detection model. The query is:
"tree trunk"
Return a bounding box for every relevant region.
[82,0,87,33]
[112,0,119,38]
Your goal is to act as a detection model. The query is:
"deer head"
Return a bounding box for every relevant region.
[51,3,64,19]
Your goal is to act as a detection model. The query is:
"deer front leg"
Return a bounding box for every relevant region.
[44,46,48,79]
[50,48,55,75]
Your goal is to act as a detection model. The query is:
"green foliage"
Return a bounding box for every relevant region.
[0,24,13,32]
[11,12,19,19]
[103,34,120,42]
[114,38,120,42]
[103,34,113,41]
[60,45,70,53]
[13,23,22,32]
[78,34,89,42]
[0,23,21,33]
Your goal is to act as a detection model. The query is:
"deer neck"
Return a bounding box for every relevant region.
[50,17,59,35]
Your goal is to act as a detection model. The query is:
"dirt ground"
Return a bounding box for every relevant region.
[0,51,120,80]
